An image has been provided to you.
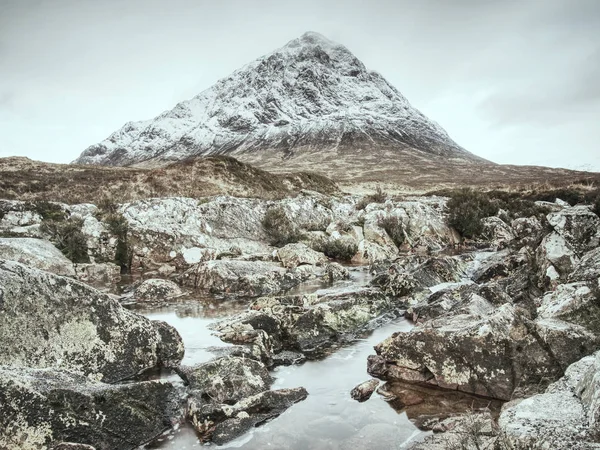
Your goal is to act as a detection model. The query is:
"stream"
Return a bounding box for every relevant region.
[133,267,427,449]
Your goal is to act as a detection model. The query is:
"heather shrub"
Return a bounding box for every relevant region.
[262,206,301,246]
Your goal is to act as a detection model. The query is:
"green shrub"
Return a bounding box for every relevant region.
[378,215,406,248]
[104,213,132,270]
[29,201,66,221]
[262,206,301,246]
[593,195,600,218]
[446,189,498,239]
[318,239,358,261]
[356,186,387,210]
[41,218,89,263]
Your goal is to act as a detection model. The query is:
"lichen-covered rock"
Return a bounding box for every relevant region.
[180,259,314,297]
[215,288,403,358]
[0,259,183,382]
[547,206,600,255]
[53,444,97,450]
[481,216,515,249]
[323,262,350,281]
[187,387,308,445]
[369,304,599,400]
[0,366,180,450]
[498,353,597,449]
[538,282,600,333]
[179,356,272,404]
[134,278,184,302]
[276,242,328,268]
[536,232,579,280]
[0,237,75,276]
[570,247,600,283]
[74,262,121,285]
[576,352,600,439]
[511,216,545,246]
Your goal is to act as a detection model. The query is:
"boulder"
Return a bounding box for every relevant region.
[0,366,179,450]
[187,387,308,445]
[350,379,380,402]
[536,232,579,279]
[369,304,599,400]
[547,206,600,255]
[498,353,596,449]
[570,247,600,283]
[214,288,403,358]
[323,262,350,281]
[0,259,183,382]
[538,282,600,333]
[179,356,272,404]
[0,237,75,277]
[276,242,328,268]
[511,216,545,246]
[180,259,313,297]
[576,352,600,440]
[134,278,184,302]
[481,217,515,249]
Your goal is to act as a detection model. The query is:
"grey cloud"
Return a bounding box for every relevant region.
[0,0,598,171]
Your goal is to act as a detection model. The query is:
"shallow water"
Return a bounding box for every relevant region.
[138,267,426,449]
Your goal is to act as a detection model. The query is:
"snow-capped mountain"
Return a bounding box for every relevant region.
[74,32,485,168]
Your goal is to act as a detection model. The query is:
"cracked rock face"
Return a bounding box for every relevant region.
[547,206,600,255]
[368,304,599,401]
[0,367,180,450]
[0,259,183,382]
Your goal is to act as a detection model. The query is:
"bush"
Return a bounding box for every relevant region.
[378,215,406,248]
[41,218,89,263]
[104,213,132,271]
[29,200,66,221]
[356,186,387,210]
[593,195,600,218]
[262,206,301,246]
[318,239,358,261]
[446,189,498,239]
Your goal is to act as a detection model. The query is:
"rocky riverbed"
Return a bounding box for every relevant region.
[1,190,599,449]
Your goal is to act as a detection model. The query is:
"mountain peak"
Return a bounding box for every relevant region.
[74,34,486,169]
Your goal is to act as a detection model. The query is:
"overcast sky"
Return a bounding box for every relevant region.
[1,0,599,171]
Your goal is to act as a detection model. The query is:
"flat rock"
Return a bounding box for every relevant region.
[0,237,75,277]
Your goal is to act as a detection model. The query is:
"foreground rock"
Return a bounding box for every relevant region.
[181,356,307,443]
[498,352,600,449]
[547,206,600,255]
[0,259,183,382]
[214,287,404,360]
[188,387,308,445]
[369,304,599,400]
[0,237,75,277]
[0,366,180,450]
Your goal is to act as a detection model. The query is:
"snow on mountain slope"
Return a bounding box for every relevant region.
[74,32,485,167]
